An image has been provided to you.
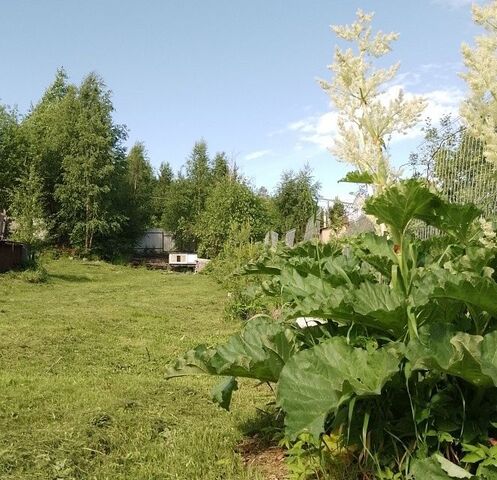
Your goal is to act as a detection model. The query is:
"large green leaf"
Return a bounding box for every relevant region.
[432,276,497,316]
[322,253,362,287]
[364,179,440,243]
[355,233,397,277]
[291,285,349,320]
[279,268,329,299]
[417,201,481,244]
[164,344,218,376]
[407,324,497,388]
[412,266,497,316]
[275,267,354,321]
[166,317,299,383]
[277,337,399,438]
[211,376,238,411]
[411,455,472,479]
[478,465,497,479]
[339,170,374,184]
[351,282,407,336]
[411,456,497,479]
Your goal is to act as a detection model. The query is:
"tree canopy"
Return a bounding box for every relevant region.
[0,68,335,258]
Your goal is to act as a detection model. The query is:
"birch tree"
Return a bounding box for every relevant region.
[55,74,127,253]
[460,0,497,166]
[9,163,49,246]
[320,10,426,192]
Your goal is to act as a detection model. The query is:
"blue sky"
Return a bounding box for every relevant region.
[0,0,480,201]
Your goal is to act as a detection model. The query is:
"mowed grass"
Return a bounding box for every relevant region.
[0,258,272,479]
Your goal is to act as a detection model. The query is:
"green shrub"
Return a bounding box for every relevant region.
[7,264,48,283]
[205,223,275,321]
[167,179,497,479]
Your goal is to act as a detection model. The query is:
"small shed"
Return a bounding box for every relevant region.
[168,253,198,268]
[0,240,29,272]
[135,229,175,255]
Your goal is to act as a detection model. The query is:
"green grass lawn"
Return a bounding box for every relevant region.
[0,258,273,479]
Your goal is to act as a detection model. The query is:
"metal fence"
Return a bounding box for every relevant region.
[412,120,497,214]
[409,119,497,238]
[264,121,497,246]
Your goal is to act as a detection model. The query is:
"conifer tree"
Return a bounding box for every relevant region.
[274,165,320,240]
[123,141,155,239]
[212,152,230,182]
[186,139,211,219]
[127,142,154,195]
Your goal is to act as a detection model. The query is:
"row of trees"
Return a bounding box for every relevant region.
[148,141,324,257]
[0,69,133,255]
[0,70,332,257]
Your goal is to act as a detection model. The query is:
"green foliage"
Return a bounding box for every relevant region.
[339,170,374,184]
[8,163,49,247]
[364,178,441,244]
[0,68,161,258]
[166,316,299,410]
[278,337,400,439]
[205,223,273,321]
[122,141,155,242]
[0,106,24,210]
[54,73,127,253]
[0,68,143,257]
[156,141,249,253]
[273,165,320,240]
[169,178,497,478]
[166,317,298,383]
[12,264,49,284]
[281,433,360,480]
[0,71,322,261]
[196,180,270,258]
[327,200,349,235]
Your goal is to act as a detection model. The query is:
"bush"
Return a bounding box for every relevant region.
[18,265,49,283]
[195,179,270,258]
[168,179,497,479]
[205,223,275,321]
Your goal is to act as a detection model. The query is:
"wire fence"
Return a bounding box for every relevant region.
[409,119,497,238]
[265,120,497,246]
[416,124,497,215]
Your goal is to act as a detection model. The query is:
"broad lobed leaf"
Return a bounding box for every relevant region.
[364,179,440,242]
[277,337,400,438]
[166,317,299,383]
[407,325,497,388]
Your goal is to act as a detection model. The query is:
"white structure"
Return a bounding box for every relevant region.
[136,229,175,254]
[295,317,326,328]
[168,253,198,268]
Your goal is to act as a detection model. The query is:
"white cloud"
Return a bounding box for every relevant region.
[284,111,339,150]
[423,87,464,118]
[244,149,273,161]
[391,86,464,142]
[284,84,464,150]
[432,0,473,9]
[288,120,315,133]
[420,61,462,73]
